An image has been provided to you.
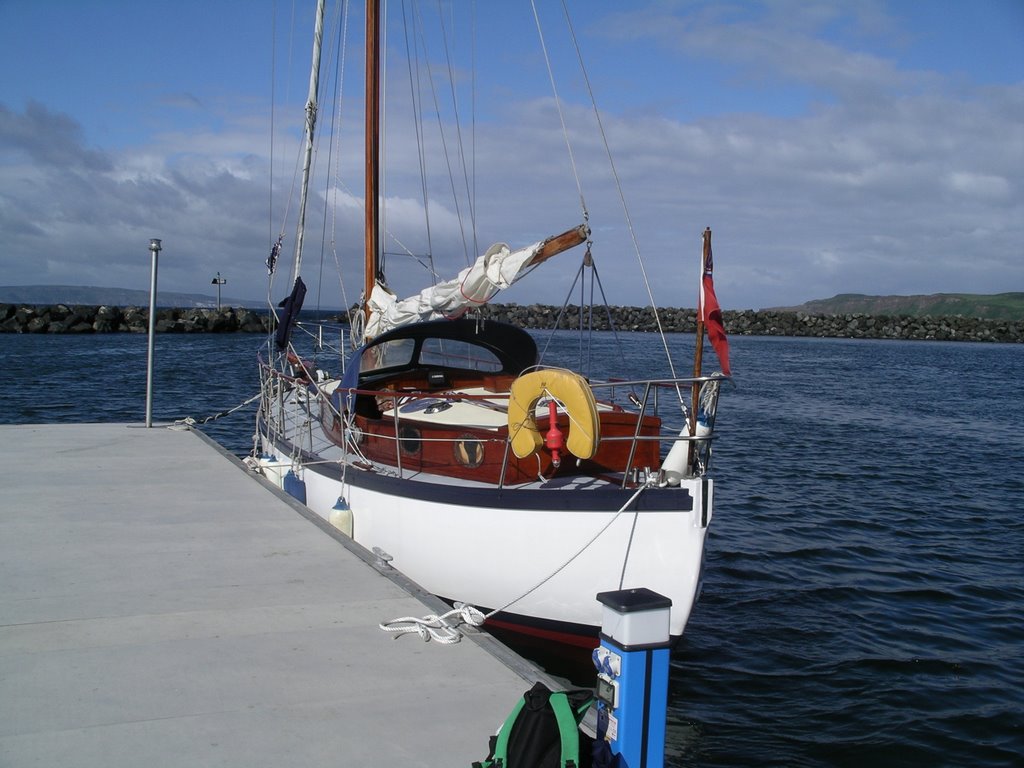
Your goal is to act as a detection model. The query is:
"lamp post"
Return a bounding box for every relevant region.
[145,238,162,428]
[211,271,227,311]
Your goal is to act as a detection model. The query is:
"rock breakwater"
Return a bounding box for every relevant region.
[0,304,269,334]
[487,305,1023,343]
[1,302,1021,342]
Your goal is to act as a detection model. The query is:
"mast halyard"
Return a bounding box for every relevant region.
[363,0,381,327]
[291,0,326,287]
[356,0,587,342]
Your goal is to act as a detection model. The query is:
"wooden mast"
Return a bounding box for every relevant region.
[357,0,583,335]
[363,0,381,325]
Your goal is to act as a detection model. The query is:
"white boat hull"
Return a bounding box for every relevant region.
[258,395,712,646]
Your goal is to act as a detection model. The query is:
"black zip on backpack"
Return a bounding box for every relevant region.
[473,681,594,768]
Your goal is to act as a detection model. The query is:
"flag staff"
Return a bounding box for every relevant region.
[690,227,712,436]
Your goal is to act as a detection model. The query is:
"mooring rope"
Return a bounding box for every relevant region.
[379,603,487,644]
[169,393,262,431]
[378,480,652,643]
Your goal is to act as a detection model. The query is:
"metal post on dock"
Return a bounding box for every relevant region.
[145,238,162,428]
[593,587,672,768]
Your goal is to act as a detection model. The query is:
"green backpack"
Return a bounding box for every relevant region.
[473,681,594,768]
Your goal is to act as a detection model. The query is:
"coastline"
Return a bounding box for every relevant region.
[2,302,1021,342]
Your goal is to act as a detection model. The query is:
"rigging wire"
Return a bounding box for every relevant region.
[288,0,326,288]
[316,0,348,321]
[470,0,478,265]
[435,0,479,264]
[410,1,473,269]
[380,0,389,279]
[557,0,680,383]
[267,1,319,337]
[400,0,437,284]
[531,0,653,401]
[268,1,278,280]
[329,0,355,323]
[310,0,448,314]
[529,0,588,222]
[537,249,644,406]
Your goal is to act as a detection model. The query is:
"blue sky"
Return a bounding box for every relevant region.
[1,0,1022,311]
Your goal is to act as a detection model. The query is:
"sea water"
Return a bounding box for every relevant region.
[2,330,1021,765]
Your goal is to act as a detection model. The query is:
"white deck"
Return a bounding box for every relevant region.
[0,423,552,767]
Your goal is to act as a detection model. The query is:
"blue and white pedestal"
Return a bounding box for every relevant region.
[593,587,672,768]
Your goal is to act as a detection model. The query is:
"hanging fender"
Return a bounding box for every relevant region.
[507,370,600,460]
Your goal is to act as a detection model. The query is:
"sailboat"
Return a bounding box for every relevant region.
[256,0,729,648]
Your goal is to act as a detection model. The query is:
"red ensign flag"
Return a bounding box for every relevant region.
[699,243,731,377]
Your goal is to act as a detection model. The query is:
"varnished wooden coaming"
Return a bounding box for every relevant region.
[319,373,661,485]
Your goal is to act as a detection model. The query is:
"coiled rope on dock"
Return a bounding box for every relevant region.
[378,604,487,644]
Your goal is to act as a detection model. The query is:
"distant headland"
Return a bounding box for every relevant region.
[770,292,1024,322]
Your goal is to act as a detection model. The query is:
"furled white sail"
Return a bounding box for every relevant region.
[364,240,543,340]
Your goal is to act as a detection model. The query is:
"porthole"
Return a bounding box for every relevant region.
[399,425,421,455]
[454,435,484,468]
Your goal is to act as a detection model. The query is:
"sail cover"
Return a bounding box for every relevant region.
[275,276,307,351]
[364,240,543,340]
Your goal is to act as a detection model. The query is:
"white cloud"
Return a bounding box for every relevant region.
[946,172,1011,200]
[1,2,1021,312]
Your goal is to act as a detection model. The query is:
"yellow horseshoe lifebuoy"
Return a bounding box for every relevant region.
[507,369,600,460]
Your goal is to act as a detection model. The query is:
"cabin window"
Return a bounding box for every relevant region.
[419,338,503,372]
[361,339,415,372]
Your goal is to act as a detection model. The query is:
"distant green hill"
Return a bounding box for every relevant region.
[775,293,1024,321]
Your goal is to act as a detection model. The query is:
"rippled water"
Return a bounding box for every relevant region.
[2,330,1021,765]
[670,337,1023,766]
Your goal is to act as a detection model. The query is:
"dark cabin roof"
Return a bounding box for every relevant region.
[358,317,538,377]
